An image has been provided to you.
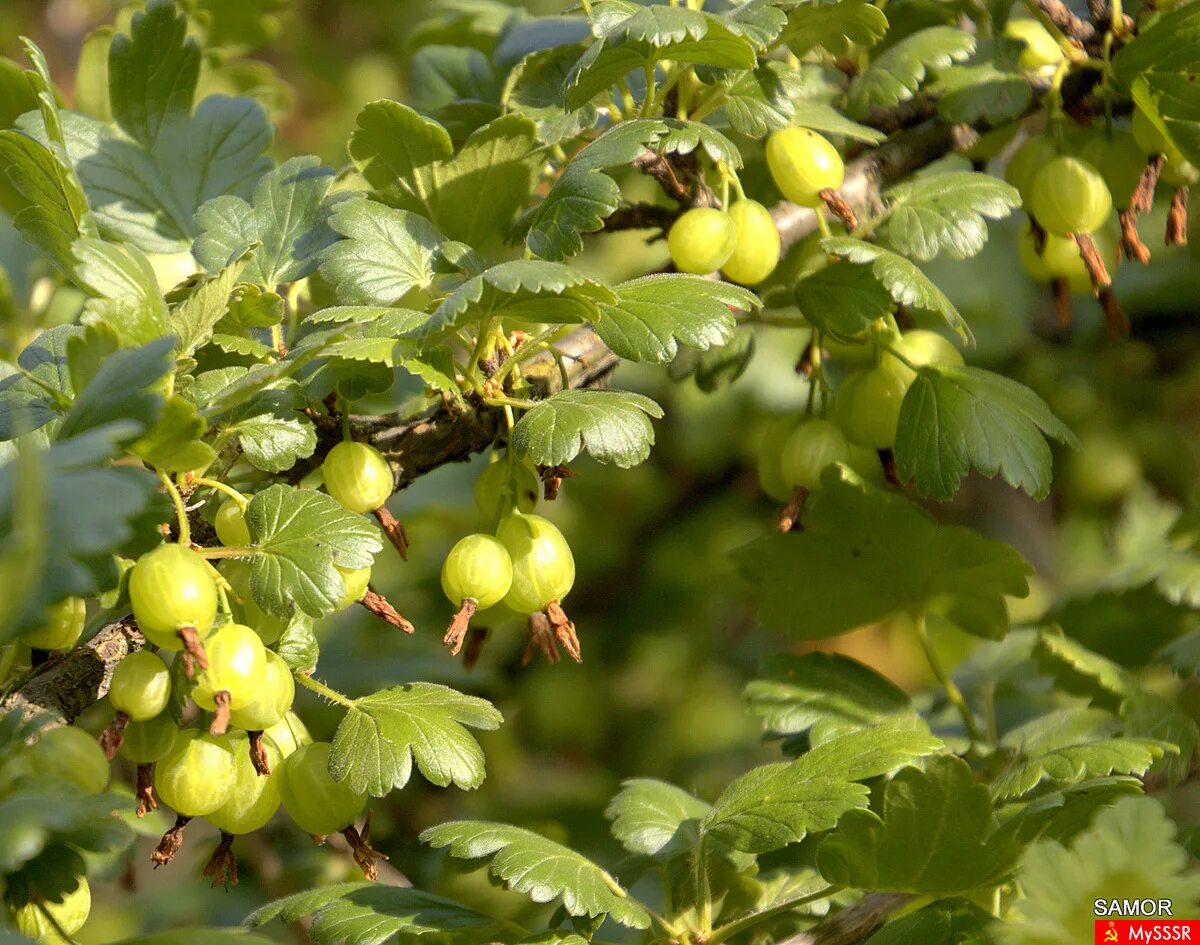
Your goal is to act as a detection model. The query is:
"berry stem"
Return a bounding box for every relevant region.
[294,672,355,708]
[192,477,248,511]
[248,730,271,776]
[915,610,985,745]
[196,546,261,559]
[158,471,190,545]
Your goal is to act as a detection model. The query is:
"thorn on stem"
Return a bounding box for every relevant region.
[373,507,409,560]
[443,599,479,656]
[201,832,238,889]
[99,711,129,761]
[151,814,191,867]
[358,588,415,633]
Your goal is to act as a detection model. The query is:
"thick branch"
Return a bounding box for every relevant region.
[1034,0,1098,43]
[2,619,143,722]
[781,894,910,945]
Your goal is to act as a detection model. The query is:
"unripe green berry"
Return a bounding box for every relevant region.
[27,726,110,794]
[1029,156,1113,235]
[667,208,738,274]
[835,368,909,450]
[109,650,172,721]
[721,200,781,285]
[193,623,267,712]
[496,513,575,614]
[129,544,218,649]
[214,499,252,547]
[779,418,850,491]
[1003,18,1064,71]
[119,714,179,764]
[155,728,237,816]
[22,597,86,651]
[880,330,964,390]
[13,878,90,944]
[475,458,540,520]
[334,565,371,611]
[766,128,845,207]
[278,741,366,836]
[322,441,394,513]
[1005,135,1060,204]
[230,650,295,732]
[442,534,513,610]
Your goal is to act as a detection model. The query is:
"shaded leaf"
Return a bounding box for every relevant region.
[510,390,664,468]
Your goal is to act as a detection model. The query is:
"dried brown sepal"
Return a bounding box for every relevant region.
[463,627,489,671]
[1131,154,1165,214]
[201,832,239,889]
[135,764,157,818]
[545,600,581,663]
[373,507,409,560]
[151,814,192,867]
[1119,209,1152,264]
[1100,287,1131,339]
[342,816,388,881]
[778,486,809,534]
[538,464,574,501]
[523,612,560,666]
[443,598,479,656]
[359,588,415,633]
[100,711,129,760]
[248,730,271,776]
[1167,186,1189,246]
[1073,232,1111,294]
[209,690,232,736]
[880,449,900,487]
[1030,217,1047,254]
[1052,279,1073,331]
[819,188,858,230]
[176,625,209,677]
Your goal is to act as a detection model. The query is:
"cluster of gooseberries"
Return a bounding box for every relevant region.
[1008,105,1196,333]
[441,455,579,665]
[666,127,851,285]
[757,330,963,527]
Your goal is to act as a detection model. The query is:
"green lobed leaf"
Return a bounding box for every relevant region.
[782,0,890,57]
[420,821,652,928]
[510,389,664,469]
[329,683,502,797]
[130,395,216,472]
[170,244,256,357]
[817,755,1021,894]
[319,199,443,306]
[522,118,668,259]
[243,484,383,618]
[936,39,1033,126]
[503,44,601,146]
[791,101,888,145]
[108,933,279,945]
[894,364,1079,501]
[58,337,173,442]
[72,238,169,346]
[848,27,975,116]
[821,237,970,340]
[721,62,808,139]
[605,778,712,857]
[658,118,743,169]
[701,726,943,855]
[862,899,994,945]
[193,155,339,286]
[246,882,506,945]
[793,262,893,342]
[734,467,1031,640]
[0,326,80,441]
[881,172,1021,262]
[594,274,754,363]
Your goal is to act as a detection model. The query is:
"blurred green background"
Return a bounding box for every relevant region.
[4,1,1200,941]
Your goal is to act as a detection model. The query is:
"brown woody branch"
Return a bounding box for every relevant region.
[780,894,910,945]
[1034,0,1098,43]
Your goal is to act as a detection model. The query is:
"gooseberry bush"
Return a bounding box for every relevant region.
[0,0,1198,943]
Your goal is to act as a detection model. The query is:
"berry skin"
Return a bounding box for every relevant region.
[214,500,251,547]
[230,650,295,732]
[757,415,804,502]
[721,200,782,285]
[881,330,964,389]
[323,441,394,513]
[278,741,366,836]
[193,623,267,712]
[496,513,575,614]
[1003,18,1064,70]
[119,714,179,764]
[779,418,850,491]
[1004,135,1060,204]
[1081,131,1149,208]
[846,443,886,485]
[475,458,540,520]
[222,559,287,645]
[206,732,283,835]
[442,534,513,610]
[667,208,738,274]
[335,565,371,611]
[766,128,845,207]
[835,368,909,450]
[129,544,218,650]
[27,726,110,794]
[1029,156,1113,235]
[1018,220,1118,293]
[22,597,86,651]
[154,728,237,816]
[13,878,90,945]
[108,650,172,721]
[263,711,312,760]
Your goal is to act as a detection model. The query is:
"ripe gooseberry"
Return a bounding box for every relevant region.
[334,565,371,611]
[667,207,738,274]
[128,544,218,650]
[206,733,282,835]
[495,513,575,615]
[1003,18,1064,70]
[154,728,237,816]
[835,368,909,450]
[192,623,267,713]
[21,597,86,651]
[119,714,179,764]
[323,441,394,513]
[214,499,251,547]
[766,128,845,207]
[779,418,849,491]
[229,650,295,732]
[880,329,964,389]
[1029,156,1113,235]
[475,457,540,520]
[277,741,366,836]
[27,726,110,794]
[108,650,172,721]
[13,878,90,945]
[721,200,782,285]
